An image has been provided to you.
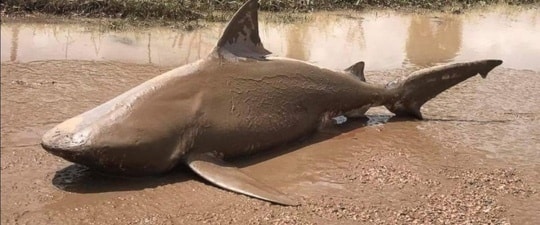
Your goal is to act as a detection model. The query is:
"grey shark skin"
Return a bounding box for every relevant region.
[41,0,502,205]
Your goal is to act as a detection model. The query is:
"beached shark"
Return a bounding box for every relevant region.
[41,0,502,205]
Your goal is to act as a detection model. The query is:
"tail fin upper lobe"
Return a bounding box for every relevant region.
[384,59,503,119]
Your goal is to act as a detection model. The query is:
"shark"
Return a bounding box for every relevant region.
[41,0,503,205]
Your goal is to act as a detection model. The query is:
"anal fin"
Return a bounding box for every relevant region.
[186,153,298,206]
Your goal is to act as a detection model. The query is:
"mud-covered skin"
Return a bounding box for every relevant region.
[193,56,392,154]
[41,56,389,175]
[41,53,502,176]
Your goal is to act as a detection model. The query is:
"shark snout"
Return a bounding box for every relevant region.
[41,124,92,159]
[41,119,179,176]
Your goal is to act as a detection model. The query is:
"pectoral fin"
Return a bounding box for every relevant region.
[186,153,297,206]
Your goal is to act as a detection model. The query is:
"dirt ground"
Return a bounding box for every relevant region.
[1,60,539,224]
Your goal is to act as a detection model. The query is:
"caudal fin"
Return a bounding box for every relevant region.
[384,59,503,119]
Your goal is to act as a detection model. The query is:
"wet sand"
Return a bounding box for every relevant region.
[2,7,540,225]
[1,60,539,224]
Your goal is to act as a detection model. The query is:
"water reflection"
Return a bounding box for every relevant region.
[405,15,462,67]
[285,24,310,60]
[9,24,19,62]
[1,7,539,71]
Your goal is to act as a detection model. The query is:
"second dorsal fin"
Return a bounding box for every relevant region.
[214,0,271,59]
[345,61,366,81]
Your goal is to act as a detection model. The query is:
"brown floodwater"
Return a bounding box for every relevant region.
[1,6,539,225]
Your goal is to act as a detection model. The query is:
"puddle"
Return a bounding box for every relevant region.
[1,7,539,71]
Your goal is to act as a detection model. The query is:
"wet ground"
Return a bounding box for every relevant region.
[1,6,540,225]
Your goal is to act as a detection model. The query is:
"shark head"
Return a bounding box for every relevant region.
[40,104,187,176]
[40,70,202,176]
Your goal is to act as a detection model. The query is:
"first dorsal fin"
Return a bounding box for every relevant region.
[214,0,271,59]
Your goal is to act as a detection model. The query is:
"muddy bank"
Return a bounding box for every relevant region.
[1,0,539,26]
[1,59,539,224]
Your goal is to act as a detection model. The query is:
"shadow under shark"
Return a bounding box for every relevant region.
[41,0,503,205]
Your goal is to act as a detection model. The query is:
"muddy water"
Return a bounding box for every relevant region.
[2,6,540,225]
